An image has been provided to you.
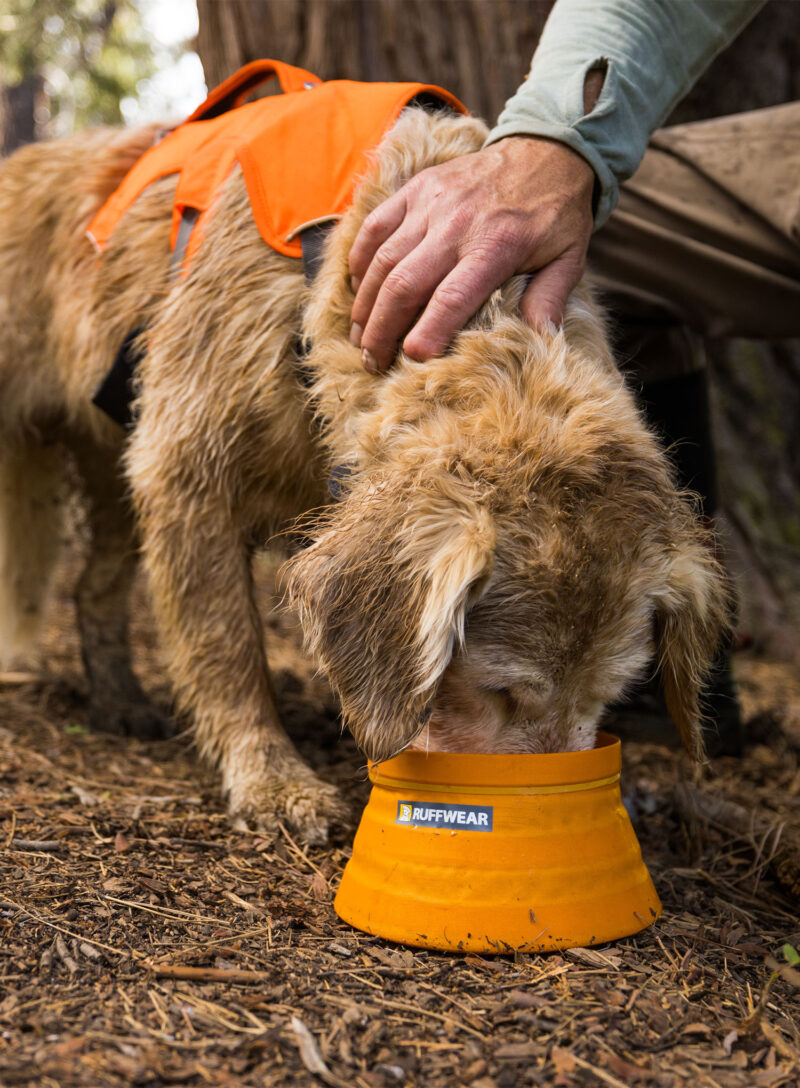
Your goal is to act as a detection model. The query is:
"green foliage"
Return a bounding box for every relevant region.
[0,0,158,133]
[784,943,800,968]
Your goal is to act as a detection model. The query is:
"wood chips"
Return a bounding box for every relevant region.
[0,557,798,1086]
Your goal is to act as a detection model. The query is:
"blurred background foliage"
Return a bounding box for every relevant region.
[0,0,195,152]
[0,0,154,149]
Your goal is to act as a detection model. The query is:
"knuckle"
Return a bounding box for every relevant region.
[373,244,401,277]
[449,203,477,236]
[432,277,475,314]
[479,220,524,256]
[403,173,426,199]
[361,209,388,239]
[382,265,418,302]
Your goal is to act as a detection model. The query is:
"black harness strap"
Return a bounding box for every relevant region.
[91,206,200,431]
[300,220,336,287]
[90,327,145,430]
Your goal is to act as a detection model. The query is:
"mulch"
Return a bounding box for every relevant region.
[0,556,798,1087]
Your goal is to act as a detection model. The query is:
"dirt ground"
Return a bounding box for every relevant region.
[1,552,799,1087]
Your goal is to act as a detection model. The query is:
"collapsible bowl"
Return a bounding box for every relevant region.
[334,734,660,953]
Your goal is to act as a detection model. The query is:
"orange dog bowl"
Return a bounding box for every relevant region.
[334,734,661,953]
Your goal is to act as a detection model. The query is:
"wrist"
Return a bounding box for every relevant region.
[489,134,596,210]
[484,121,616,227]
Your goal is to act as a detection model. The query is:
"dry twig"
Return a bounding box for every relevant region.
[151,965,272,984]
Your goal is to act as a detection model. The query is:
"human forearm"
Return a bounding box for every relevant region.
[486,0,766,226]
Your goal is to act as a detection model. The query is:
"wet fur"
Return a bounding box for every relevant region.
[0,109,728,841]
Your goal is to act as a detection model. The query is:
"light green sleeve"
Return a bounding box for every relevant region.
[485,0,766,226]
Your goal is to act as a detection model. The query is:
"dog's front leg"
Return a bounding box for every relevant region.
[126,422,341,844]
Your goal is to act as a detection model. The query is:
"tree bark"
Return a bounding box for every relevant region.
[195,0,800,658]
[196,0,552,122]
[0,76,41,156]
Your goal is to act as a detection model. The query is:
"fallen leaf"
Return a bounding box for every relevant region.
[369,946,414,969]
[551,1046,577,1074]
[566,946,622,969]
[766,955,800,988]
[465,954,504,972]
[101,877,127,892]
[495,1041,539,1060]
[602,1052,653,1082]
[464,1058,487,1081]
[138,875,167,893]
[48,1036,86,1058]
[681,1021,712,1036]
[508,989,547,1009]
[310,871,330,900]
[760,1020,799,1062]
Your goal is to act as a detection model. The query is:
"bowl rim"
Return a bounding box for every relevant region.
[369,732,621,789]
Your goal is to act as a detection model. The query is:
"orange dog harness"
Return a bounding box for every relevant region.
[87,59,467,270]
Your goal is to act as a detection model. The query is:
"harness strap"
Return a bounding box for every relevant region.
[184,59,320,123]
[90,327,145,430]
[170,207,201,277]
[300,220,338,286]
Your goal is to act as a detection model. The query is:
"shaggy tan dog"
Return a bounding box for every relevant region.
[0,108,728,842]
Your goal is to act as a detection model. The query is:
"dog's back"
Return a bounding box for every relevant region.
[0,126,163,431]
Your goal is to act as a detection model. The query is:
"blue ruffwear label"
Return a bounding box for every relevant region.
[395,800,493,832]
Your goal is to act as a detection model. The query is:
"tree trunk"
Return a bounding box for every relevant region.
[0,76,41,156]
[196,0,552,122]
[195,0,800,658]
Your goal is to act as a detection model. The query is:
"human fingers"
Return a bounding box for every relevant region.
[348,218,428,341]
[402,249,518,361]
[357,236,458,372]
[518,248,587,332]
[348,190,409,287]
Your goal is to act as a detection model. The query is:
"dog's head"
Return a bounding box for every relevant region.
[288,108,728,761]
[286,465,496,760]
[285,307,729,763]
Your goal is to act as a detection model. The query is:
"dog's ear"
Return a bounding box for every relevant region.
[284,475,495,762]
[653,533,729,760]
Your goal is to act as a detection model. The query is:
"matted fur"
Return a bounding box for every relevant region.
[0,108,728,841]
[287,110,728,766]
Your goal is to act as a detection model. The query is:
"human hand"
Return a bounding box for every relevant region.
[348,135,595,372]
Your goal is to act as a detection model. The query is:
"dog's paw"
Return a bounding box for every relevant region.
[226,751,345,845]
[86,698,175,741]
